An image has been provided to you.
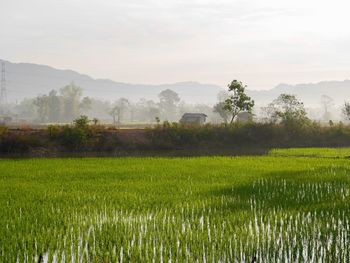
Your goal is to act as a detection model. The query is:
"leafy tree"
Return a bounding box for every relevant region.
[158,89,180,120]
[80,97,92,112]
[222,80,255,123]
[33,95,49,122]
[159,89,180,105]
[47,90,61,122]
[14,98,36,120]
[73,115,90,129]
[142,100,160,122]
[268,94,310,126]
[60,82,83,121]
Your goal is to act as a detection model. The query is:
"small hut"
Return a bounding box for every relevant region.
[180,113,207,125]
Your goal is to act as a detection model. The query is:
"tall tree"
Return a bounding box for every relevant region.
[47,90,61,122]
[79,97,92,112]
[109,98,130,124]
[158,89,180,121]
[267,94,309,126]
[33,95,49,123]
[320,95,334,121]
[223,80,254,123]
[16,98,36,121]
[60,82,83,121]
[138,99,160,122]
[342,102,350,121]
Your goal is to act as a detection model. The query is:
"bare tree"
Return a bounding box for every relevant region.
[320,95,334,121]
[109,98,130,125]
[342,102,350,121]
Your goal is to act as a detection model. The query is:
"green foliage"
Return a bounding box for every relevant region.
[146,122,350,150]
[46,116,92,149]
[48,126,88,150]
[0,126,42,153]
[73,115,90,129]
[269,147,350,158]
[222,80,255,123]
[59,126,88,148]
[32,83,93,123]
[1,156,350,261]
[3,121,350,153]
[46,117,119,151]
[268,94,309,124]
[0,132,41,153]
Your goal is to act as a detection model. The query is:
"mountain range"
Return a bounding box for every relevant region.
[1,59,350,107]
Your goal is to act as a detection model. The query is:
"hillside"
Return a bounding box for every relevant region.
[1,60,222,104]
[247,81,350,107]
[1,59,350,106]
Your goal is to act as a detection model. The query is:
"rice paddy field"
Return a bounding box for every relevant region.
[269,147,350,158]
[1,148,350,262]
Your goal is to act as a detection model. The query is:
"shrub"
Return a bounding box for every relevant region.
[73,115,90,129]
[0,132,41,153]
[59,126,88,149]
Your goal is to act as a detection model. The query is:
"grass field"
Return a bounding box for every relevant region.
[1,151,350,262]
[269,147,350,158]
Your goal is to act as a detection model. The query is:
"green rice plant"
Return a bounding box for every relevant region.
[1,156,349,262]
[269,147,350,158]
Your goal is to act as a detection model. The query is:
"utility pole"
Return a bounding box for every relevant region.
[0,61,7,113]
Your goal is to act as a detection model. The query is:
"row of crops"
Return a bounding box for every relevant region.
[1,152,350,262]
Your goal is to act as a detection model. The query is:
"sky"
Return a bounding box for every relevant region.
[1,0,350,90]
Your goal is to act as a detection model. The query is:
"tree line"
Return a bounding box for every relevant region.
[1,79,350,125]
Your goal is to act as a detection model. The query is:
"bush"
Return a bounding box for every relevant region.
[2,120,350,154]
[145,121,350,150]
[0,132,41,153]
[59,126,88,149]
[46,117,119,151]
[73,115,90,129]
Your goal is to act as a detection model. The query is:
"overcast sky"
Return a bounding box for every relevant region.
[1,0,350,90]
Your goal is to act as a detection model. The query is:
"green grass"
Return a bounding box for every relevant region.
[269,147,350,158]
[1,156,350,262]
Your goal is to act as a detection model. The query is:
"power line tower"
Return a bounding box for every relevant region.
[0,61,7,113]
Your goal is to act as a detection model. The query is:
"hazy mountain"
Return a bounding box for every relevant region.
[247,81,350,107]
[0,60,223,104]
[1,59,350,106]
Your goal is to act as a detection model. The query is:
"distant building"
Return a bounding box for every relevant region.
[180,113,207,125]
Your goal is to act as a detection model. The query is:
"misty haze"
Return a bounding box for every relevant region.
[2,1,350,263]
[0,59,349,125]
